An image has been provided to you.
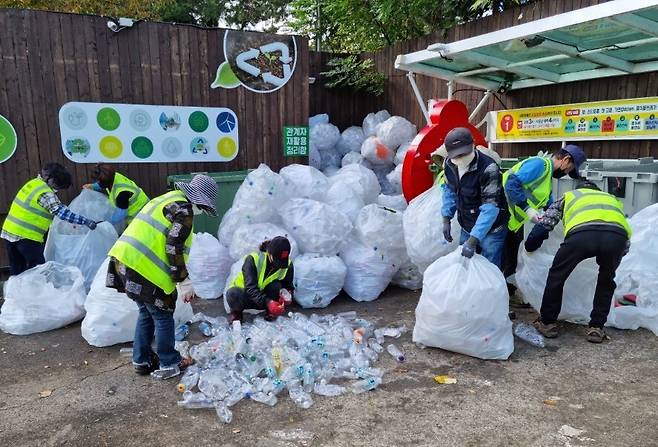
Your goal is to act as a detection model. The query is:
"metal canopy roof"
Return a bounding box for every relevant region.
[395,0,658,92]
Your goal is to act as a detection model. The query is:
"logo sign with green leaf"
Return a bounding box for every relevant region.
[0,114,17,164]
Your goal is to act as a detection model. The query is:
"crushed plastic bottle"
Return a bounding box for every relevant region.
[386,344,405,362]
[175,323,190,341]
[177,364,200,393]
[177,390,214,409]
[119,347,133,357]
[198,321,213,337]
[289,386,314,409]
[250,391,278,406]
[351,376,382,394]
[215,401,233,423]
[513,322,546,348]
[313,380,346,397]
[368,338,384,353]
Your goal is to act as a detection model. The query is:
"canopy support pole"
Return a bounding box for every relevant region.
[406,72,431,125]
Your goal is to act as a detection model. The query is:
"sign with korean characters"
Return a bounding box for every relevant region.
[283,126,309,157]
[487,97,658,143]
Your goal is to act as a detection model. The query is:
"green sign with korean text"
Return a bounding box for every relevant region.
[283,126,309,157]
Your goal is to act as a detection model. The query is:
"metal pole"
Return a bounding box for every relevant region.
[447,80,454,99]
[316,0,321,52]
[469,90,493,123]
[406,72,431,125]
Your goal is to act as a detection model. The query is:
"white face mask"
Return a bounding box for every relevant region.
[192,204,203,215]
[452,151,475,168]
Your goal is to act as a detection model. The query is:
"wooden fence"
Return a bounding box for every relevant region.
[0,8,309,270]
[309,0,658,159]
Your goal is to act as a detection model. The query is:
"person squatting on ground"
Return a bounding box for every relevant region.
[226,236,294,324]
[525,180,631,344]
[106,174,218,379]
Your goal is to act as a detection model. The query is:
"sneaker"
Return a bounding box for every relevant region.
[586,327,606,344]
[151,364,181,380]
[509,291,531,309]
[228,311,243,324]
[532,319,558,338]
[133,353,159,375]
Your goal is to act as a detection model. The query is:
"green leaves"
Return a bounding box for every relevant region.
[320,55,385,96]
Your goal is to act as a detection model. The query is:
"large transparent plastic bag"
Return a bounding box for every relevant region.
[81,258,138,346]
[339,236,398,302]
[44,190,118,291]
[362,110,390,137]
[233,164,288,209]
[229,223,299,261]
[279,199,352,256]
[336,126,365,155]
[324,182,365,224]
[386,164,403,194]
[372,164,397,195]
[322,165,340,178]
[361,136,394,165]
[310,123,340,152]
[403,185,460,273]
[309,113,329,128]
[187,233,233,299]
[341,151,373,170]
[319,147,343,170]
[293,254,347,308]
[0,262,86,335]
[280,164,329,202]
[329,164,381,205]
[395,142,413,165]
[391,256,423,291]
[309,143,322,170]
[217,205,282,247]
[376,116,417,152]
[413,250,514,360]
[376,194,407,212]
[355,204,406,259]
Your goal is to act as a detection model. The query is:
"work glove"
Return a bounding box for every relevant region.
[266,297,286,319]
[524,225,550,253]
[177,278,195,303]
[461,236,478,259]
[82,183,93,190]
[279,289,293,306]
[86,220,98,230]
[525,207,541,224]
[442,218,453,243]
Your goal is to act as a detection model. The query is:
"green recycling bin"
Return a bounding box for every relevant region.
[167,170,251,235]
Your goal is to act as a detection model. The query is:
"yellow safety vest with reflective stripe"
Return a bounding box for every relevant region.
[503,156,553,232]
[2,177,54,242]
[231,251,290,290]
[434,170,446,186]
[108,172,149,222]
[108,190,192,294]
[563,188,632,238]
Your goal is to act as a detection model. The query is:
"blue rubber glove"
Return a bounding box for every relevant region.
[524,225,550,252]
[461,236,478,258]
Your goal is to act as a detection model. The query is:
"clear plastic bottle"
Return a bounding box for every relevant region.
[313,380,345,397]
[351,376,382,394]
[250,391,278,406]
[198,321,213,337]
[215,401,233,423]
[386,344,405,362]
[177,364,200,393]
[288,386,314,409]
[119,347,133,357]
[302,362,314,392]
[175,323,190,341]
[513,322,546,348]
[355,367,383,379]
[368,338,384,353]
[177,390,214,409]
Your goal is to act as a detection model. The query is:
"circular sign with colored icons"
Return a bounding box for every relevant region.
[0,114,18,164]
[59,102,239,163]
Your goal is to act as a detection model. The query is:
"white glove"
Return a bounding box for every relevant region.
[177,278,195,303]
[526,207,541,224]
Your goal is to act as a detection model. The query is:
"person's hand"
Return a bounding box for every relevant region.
[82,183,93,190]
[461,236,478,258]
[524,225,550,253]
[86,221,98,230]
[442,218,453,243]
[279,289,292,306]
[177,278,195,303]
[525,207,540,224]
[266,297,285,318]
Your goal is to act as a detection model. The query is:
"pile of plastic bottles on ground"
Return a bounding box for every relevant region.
[173,310,407,423]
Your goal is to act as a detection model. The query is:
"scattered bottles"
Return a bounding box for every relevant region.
[386,344,405,362]
[175,323,190,341]
[313,380,346,397]
[351,377,382,394]
[513,322,546,348]
[289,386,314,409]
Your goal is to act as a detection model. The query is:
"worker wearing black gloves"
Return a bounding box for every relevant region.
[525,180,631,344]
[226,236,294,323]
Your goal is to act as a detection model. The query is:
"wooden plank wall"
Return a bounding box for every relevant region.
[0,9,309,270]
[308,0,658,159]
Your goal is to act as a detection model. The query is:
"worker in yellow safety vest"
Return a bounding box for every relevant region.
[1,163,99,276]
[83,164,149,227]
[501,145,587,304]
[225,236,294,324]
[524,180,631,344]
[106,174,218,380]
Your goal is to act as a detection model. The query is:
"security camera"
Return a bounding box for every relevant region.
[107,20,119,32]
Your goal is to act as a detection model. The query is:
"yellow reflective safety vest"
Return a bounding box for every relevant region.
[108,172,149,222]
[108,190,192,294]
[2,177,54,242]
[231,251,290,290]
[434,170,446,186]
[563,188,632,238]
[503,156,553,232]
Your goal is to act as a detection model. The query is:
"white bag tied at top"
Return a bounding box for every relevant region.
[413,250,514,360]
[44,189,118,291]
[0,261,87,335]
[336,126,366,156]
[293,254,347,308]
[339,236,397,302]
[354,204,406,259]
[329,164,380,205]
[187,233,233,299]
[280,164,329,202]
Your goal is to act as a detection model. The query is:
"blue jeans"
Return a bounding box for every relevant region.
[133,301,181,368]
[460,227,507,269]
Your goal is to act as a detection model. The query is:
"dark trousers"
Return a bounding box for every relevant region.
[501,228,524,294]
[540,230,627,328]
[226,281,284,312]
[4,238,45,276]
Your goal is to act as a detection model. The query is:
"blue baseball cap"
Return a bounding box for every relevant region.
[563,144,586,179]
